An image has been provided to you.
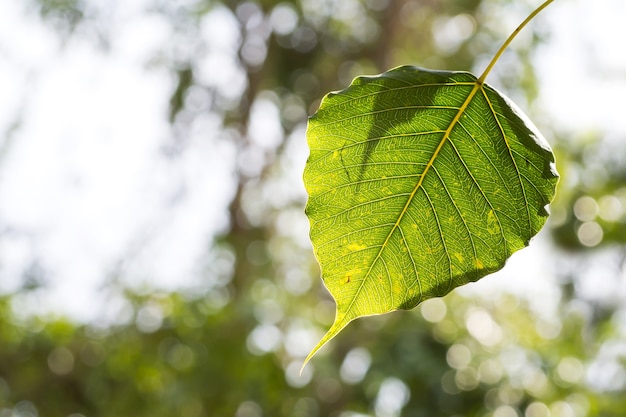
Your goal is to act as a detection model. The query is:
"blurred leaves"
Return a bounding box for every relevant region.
[550,134,626,250]
[1,0,625,416]
[2,287,626,416]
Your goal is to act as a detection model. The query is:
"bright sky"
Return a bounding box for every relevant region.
[535,0,626,134]
[0,0,624,322]
[0,1,239,320]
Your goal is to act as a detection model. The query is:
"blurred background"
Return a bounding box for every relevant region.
[1,0,625,416]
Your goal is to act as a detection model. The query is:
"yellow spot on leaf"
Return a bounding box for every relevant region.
[347,243,367,251]
[393,282,403,296]
[487,209,500,234]
[476,259,484,269]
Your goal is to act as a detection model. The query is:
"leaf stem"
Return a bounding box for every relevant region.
[478,0,554,84]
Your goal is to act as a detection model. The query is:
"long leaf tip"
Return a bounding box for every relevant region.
[299,315,350,375]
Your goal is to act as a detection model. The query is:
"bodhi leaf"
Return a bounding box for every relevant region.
[303,66,558,364]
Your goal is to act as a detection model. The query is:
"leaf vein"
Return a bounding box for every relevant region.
[317,80,475,112]
[481,87,532,233]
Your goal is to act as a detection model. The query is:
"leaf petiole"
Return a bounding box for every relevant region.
[478,0,554,84]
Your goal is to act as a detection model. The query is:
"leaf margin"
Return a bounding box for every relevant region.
[302,65,559,368]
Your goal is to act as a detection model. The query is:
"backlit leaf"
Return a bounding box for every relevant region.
[303,66,558,363]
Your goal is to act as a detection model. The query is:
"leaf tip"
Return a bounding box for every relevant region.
[300,314,351,374]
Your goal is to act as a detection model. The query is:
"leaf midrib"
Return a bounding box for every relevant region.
[342,80,485,317]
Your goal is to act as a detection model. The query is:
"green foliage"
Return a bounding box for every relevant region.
[2,290,626,417]
[304,65,558,362]
[2,0,626,416]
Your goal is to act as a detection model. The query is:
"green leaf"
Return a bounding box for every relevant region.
[303,66,558,363]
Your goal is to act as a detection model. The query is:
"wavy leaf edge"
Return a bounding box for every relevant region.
[302,65,558,369]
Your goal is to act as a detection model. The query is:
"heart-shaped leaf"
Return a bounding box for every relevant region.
[303,66,558,363]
